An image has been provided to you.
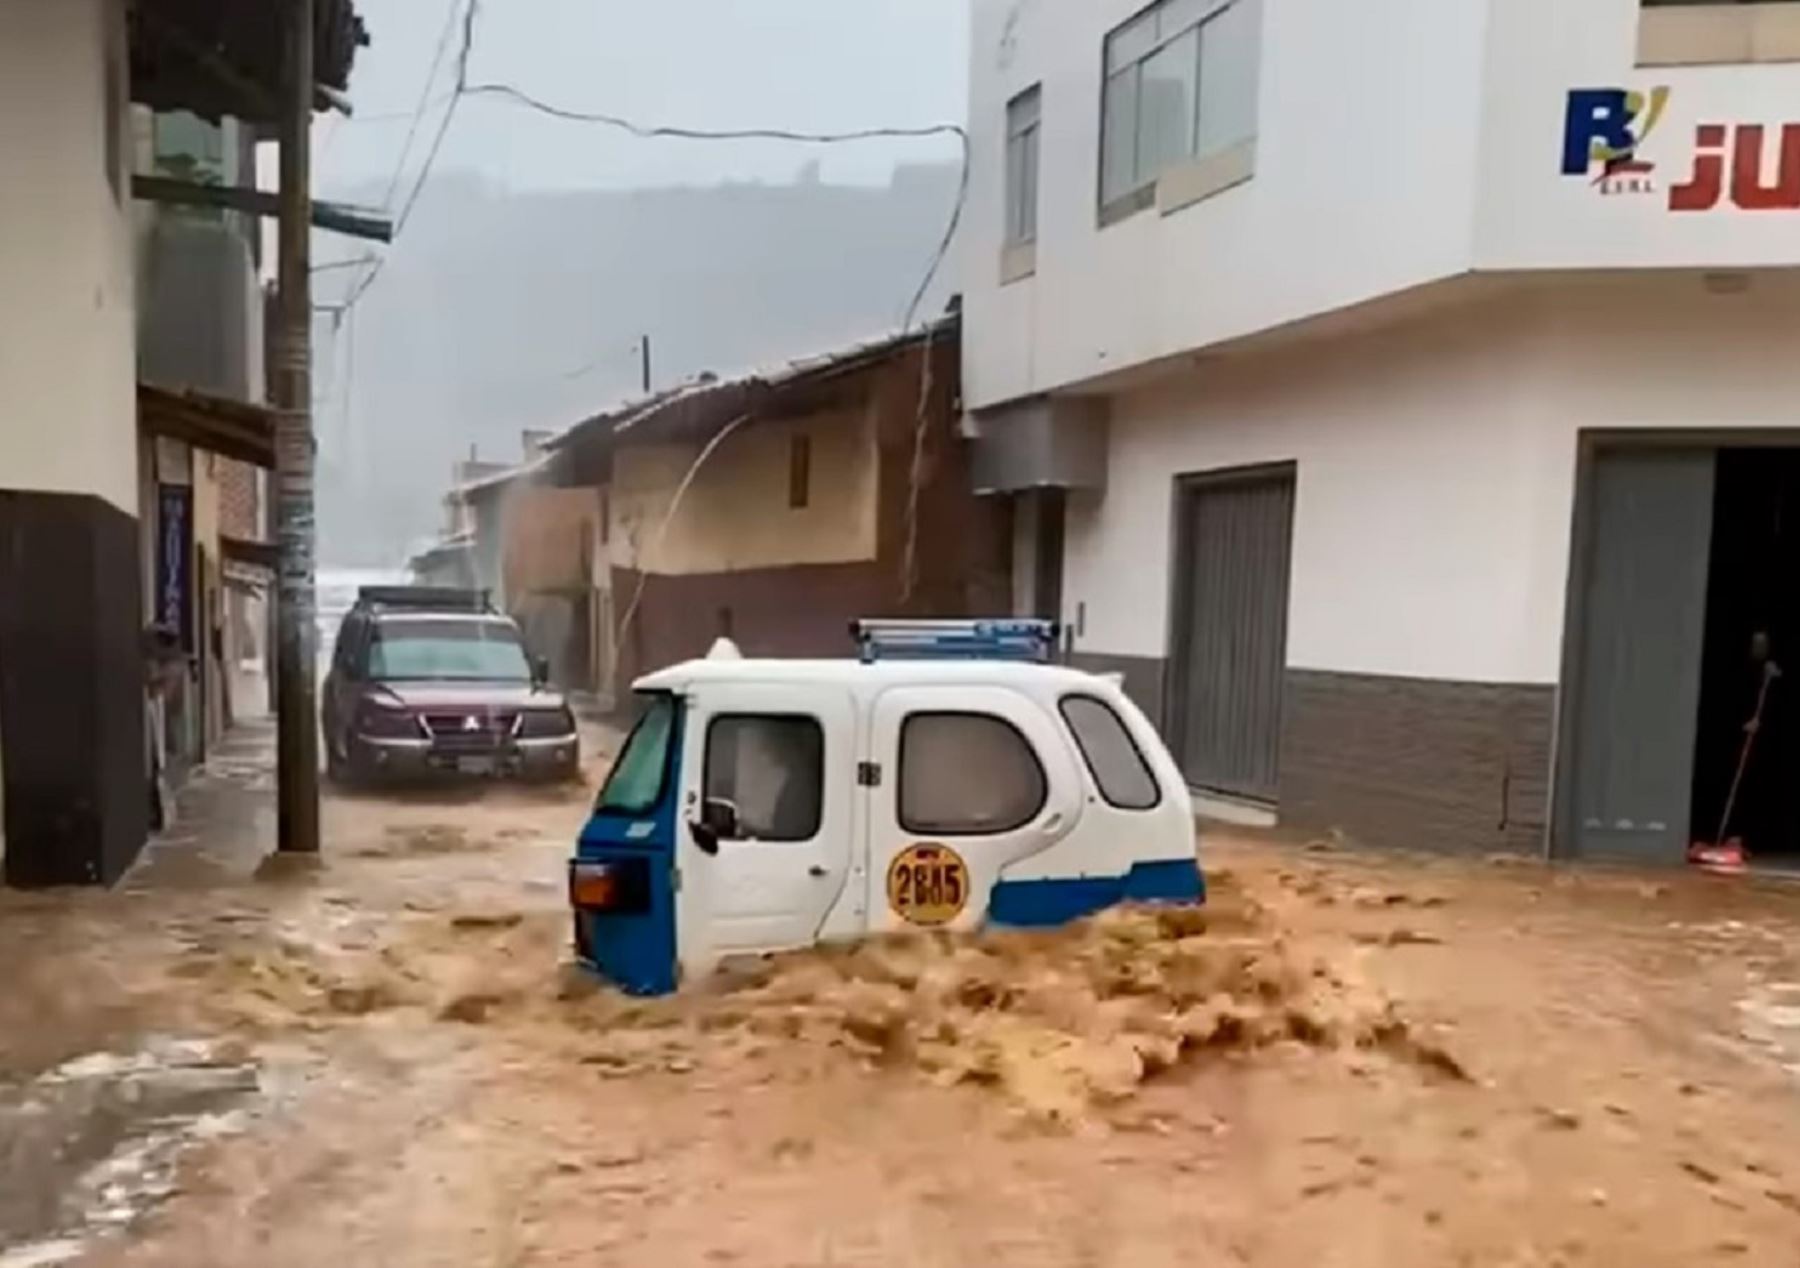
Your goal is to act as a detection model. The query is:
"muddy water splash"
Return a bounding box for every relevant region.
[567,881,1466,1124]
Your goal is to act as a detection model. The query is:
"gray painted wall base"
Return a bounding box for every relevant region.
[1281,669,1554,856]
[1069,653,1556,857]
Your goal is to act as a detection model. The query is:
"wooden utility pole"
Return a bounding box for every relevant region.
[640,334,653,395]
[274,0,320,853]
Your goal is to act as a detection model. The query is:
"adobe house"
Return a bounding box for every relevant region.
[541,315,1013,703]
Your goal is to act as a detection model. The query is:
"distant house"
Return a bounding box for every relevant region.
[412,443,610,698]
[407,454,507,591]
[539,313,1012,704]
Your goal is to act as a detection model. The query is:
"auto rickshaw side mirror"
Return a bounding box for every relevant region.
[691,797,739,855]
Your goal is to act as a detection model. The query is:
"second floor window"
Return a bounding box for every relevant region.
[1101,0,1263,220]
[1005,85,1043,247]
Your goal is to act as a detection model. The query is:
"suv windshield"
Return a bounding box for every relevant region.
[367,619,531,682]
[597,694,676,815]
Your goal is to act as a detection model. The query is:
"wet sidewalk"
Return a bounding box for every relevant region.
[0,719,285,1267]
[127,719,278,891]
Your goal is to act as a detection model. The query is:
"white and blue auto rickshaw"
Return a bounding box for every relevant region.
[568,620,1203,995]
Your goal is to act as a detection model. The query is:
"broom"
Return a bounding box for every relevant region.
[1691,659,1783,873]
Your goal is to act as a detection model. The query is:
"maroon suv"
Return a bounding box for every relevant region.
[322,587,580,782]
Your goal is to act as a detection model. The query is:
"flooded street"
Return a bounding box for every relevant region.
[5,729,1800,1266]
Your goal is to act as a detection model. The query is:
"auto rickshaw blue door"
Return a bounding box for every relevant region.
[570,693,681,995]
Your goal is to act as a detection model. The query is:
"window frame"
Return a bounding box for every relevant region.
[788,433,812,510]
[1004,83,1044,248]
[1637,0,1800,68]
[896,710,1050,838]
[703,711,826,843]
[1098,0,1259,225]
[593,692,679,817]
[1059,694,1162,812]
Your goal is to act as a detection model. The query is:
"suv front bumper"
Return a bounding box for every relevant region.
[352,732,579,780]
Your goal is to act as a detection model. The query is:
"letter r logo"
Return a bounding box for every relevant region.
[1563,89,1633,176]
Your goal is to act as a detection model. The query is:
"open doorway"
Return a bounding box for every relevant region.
[1690,448,1800,864]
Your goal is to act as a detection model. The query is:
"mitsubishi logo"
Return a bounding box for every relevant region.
[461,715,482,733]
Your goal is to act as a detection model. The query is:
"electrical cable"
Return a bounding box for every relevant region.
[612,412,753,653]
[455,82,971,607]
[380,0,465,211]
[331,30,970,618]
[341,0,478,316]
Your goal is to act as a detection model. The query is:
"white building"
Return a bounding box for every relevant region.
[0,0,364,887]
[964,0,1800,865]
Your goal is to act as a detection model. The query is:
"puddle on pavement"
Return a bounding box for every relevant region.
[0,1038,262,1267]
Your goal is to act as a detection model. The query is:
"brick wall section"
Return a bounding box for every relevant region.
[1279,669,1555,855]
[217,458,260,540]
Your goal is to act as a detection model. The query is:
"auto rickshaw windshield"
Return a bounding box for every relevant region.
[595,693,677,815]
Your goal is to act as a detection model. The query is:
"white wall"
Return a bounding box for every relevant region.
[964,0,1492,410]
[1478,0,1800,272]
[966,0,1800,412]
[0,0,137,515]
[1065,274,1800,688]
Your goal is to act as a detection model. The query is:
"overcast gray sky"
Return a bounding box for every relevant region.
[316,0,970,200]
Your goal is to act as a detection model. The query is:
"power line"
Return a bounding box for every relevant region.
[330,27,970,598]
[380,0,466,211]
[459,82,967,150]
[342,0,478,315]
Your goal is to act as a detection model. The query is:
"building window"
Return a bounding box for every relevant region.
[1060,696,1160,810]
[788,433,811,509]
[898,712,1047,836]
[1005,85,1043,247]
[1639,0,1800,67]
[1100,0,1262,224]
[704,715,825,842]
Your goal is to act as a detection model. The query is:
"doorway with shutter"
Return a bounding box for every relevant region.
[1165,462,1297,804]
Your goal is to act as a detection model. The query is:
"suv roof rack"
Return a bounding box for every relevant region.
[851,618,1059,665]
[355,585,495,614]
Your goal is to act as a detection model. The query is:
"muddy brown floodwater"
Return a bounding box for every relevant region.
[5,734,1800,1266]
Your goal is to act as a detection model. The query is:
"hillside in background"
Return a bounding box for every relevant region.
[314,162,961,566]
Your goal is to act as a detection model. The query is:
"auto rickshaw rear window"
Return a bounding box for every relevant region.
[898,712,1047,836]
[1060,694,1160,810]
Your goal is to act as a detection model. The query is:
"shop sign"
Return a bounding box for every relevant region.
[1562,87,1800,211]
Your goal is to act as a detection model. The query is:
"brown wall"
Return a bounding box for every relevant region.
[503,484,603,598]
[609,333,1013,697]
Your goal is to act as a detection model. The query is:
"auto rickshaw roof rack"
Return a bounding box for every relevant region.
[355,585,496,614]
[851,618,1060,665]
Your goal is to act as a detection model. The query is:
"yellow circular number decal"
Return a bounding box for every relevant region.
[886,843,970,927]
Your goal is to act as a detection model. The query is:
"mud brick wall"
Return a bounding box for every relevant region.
[609,336,1012,699]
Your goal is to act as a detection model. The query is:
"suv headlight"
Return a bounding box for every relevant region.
[357,702,423,739]
[517,706,576,739]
